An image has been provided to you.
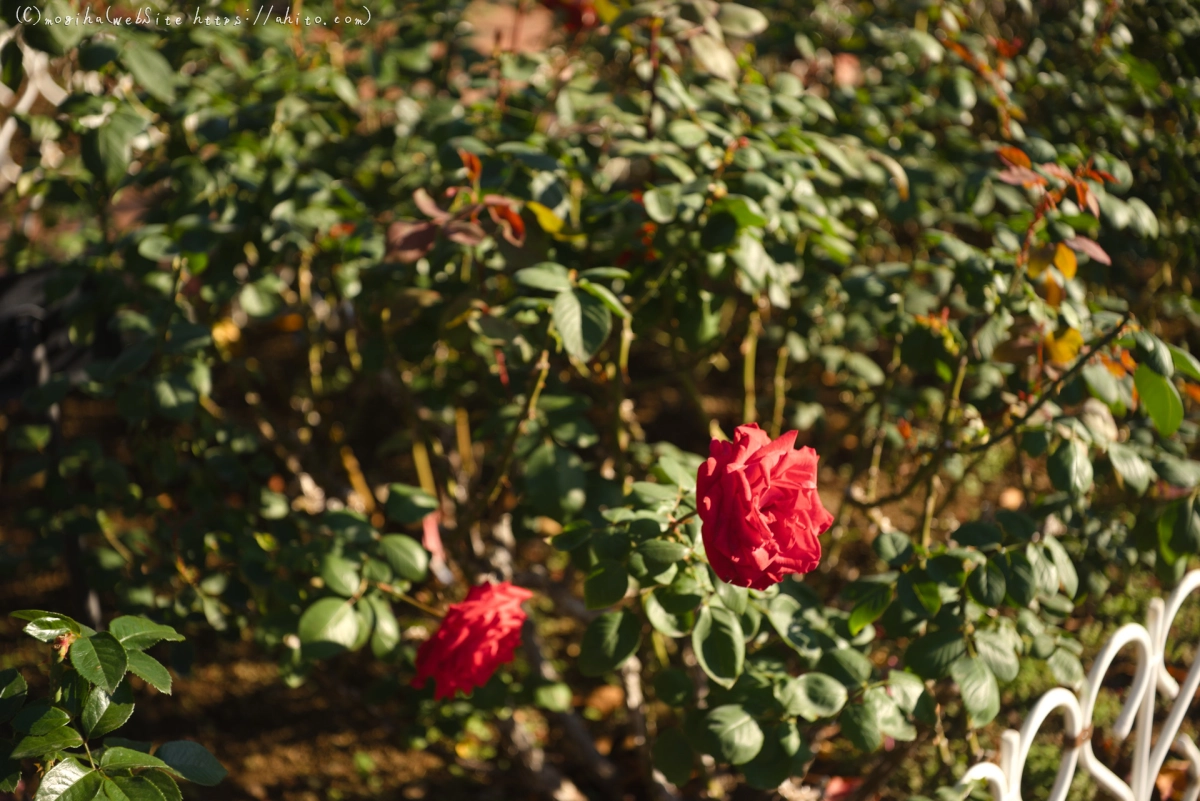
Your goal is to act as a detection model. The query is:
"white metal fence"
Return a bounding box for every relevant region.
[957,569,1200,801]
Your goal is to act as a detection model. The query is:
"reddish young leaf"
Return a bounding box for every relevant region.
[997,166,1046,188]
[1066,236,1112,265]
[488,202,526,247]
[997,146,1032,169]
[459,149,482,183]
[1041,163,1072,182]
[444,219,488,246]
[413,188,451,222]
[994,37,1024,58]
[386,221,438,262]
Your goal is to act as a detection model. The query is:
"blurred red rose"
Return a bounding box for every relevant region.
[696,424,833,589]
[412,581,533,699]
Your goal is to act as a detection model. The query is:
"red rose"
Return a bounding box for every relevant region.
[412,581,533,700]
[696,424,833,590]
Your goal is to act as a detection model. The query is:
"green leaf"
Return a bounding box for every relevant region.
[13,704,70,735]
[643,590,694,637]
[966,559,1007,607]
[1003,550,1037,606]
[952,521,1004,550]
[1134,364,1184,437]
[0,668,27,724]
[818,648,873,688]
[384,484,439,525]
[887,671,935,725]
[865,685,917,741]
[109,776,169,801]
[839,701,882,753]
[155,741,227,786]
[320,555,362,597]
[714,579,749,616]
[950,657,1000,727]
[32,758,101,801]
[11,724,84,759]
[653,669,693,707]
[701,705,764,765]
[693,605,745,689]
[974,630,1020,683]
[577,279,630,320]
[142,772,182,801]
[379,535,429,582]
[19,612,81,643]
[367,596,400,659]
[1042,537,1079,599]
[108,618,184,651]
[638,540,689,570]
[71,632,128,693]
[553,289,612,362]
[1048,439,1094,496]
[1168,344,1200,382]
[643,185,682,224]
[100,747,173,772]
[82,110,143,187]
[1169,496,1200,556]
[126,651,172,695]
[1047,648,1085,691]
[741,722,808,790]
[667,120,708,149]
[776,673,848,721]
[514,263,573,293]
[1108,442,1155,495]
[717,3,769,37]
[533,683,573,713]
[652,727,694,786]
[905,629,967,680]
[297,598,361,660]
[873,530,913,566]
[81,681,135,738]
[585,559,631,609]
[578,612,642,677]
[121,41,176,103]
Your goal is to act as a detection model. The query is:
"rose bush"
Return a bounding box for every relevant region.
[1,0,1199,798]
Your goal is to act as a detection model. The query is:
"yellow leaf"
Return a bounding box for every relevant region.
[212,318,241,348]
[1046,328,1083,365]
[526,201,564,234]
[594,0,621,24]
[1027,246,1052,279]
[1044,275,1064,307]
[1053,242,1077,280]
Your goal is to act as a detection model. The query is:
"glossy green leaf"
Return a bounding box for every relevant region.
[70,633,128,694]
[155,741,227,786]
[127,651,172,695]
[553,289,612,362]
[692,605,745,689]
[1134,364,1183,436]
[379,535,429,582]
[108,618,184,651]
[701,705,764,765]
[578,612,642,677]
[297,598,361,660]
[950,657,1000,727]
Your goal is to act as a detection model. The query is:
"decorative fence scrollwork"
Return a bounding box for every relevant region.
[956,569,1200,801]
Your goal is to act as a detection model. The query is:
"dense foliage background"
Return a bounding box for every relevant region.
[1,0,1199,799]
